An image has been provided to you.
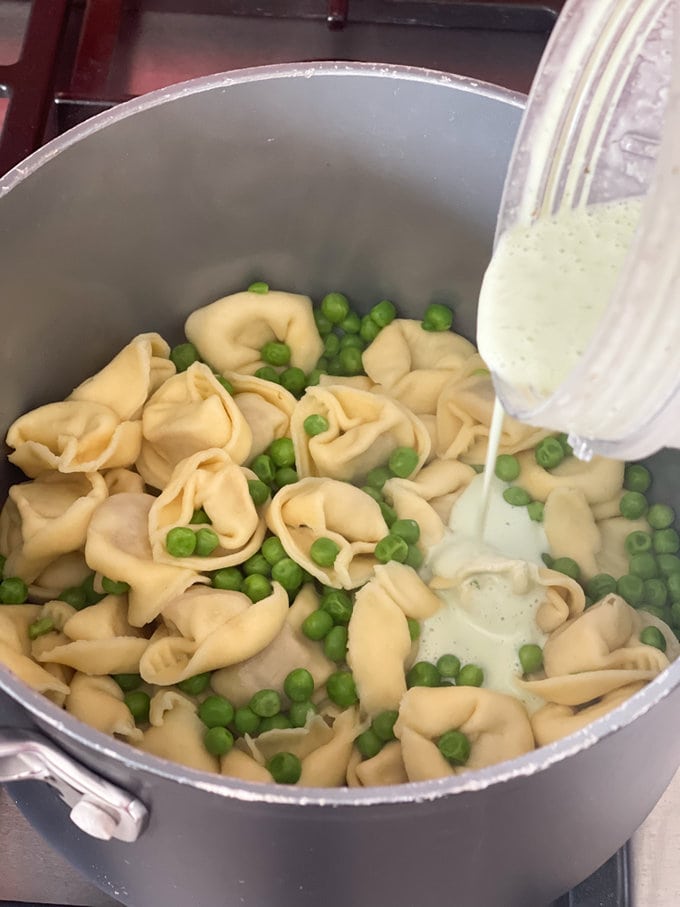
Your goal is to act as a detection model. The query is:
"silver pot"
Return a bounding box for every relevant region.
[0,63,678,907]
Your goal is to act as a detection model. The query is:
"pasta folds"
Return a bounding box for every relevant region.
[395,686,534,781]
[70,332,175,420]
[141,691,218,773]
[137,363,252,489]
[221,748,272,783]
[66,673,142,742]
[291,384,431,483]
[0,471,108,583]
[543,487,601,579]
[227,372,297,460]
[362,319,476,414]
[6,400,142,478]
[298,706,365,787]
[28,552,91,603]
[85,492,205,627]
[184,289,323,375]
[531,683,646,747]
[347,741,408,787]
[514,452,625,505]
[266,477,389,588]
[139,584,289,685]
[148,448,266,571]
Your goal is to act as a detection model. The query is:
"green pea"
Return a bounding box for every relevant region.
[274,467,299,488]
[320,589,353,624]
[324,625,348,662]
[250,454,275,485]
[371,710,399,743]
[124,691,150,724]
[189,508,211,525]
[170,342,200,372]
[617,573,645,606]
[405,545,424,569]
[359,315,381,344]
[242,574,273,603]
[254,365,281,383]
[640,626,667,652]
[629,553,658,580]
[355,729,383,759]
[366,466,392,490]
[249,689,281,718]
[541,552,554,568]
[177,672,211,696]
[326,357,344,376]
[534,437,565,470]
[278,367,305,398]
[289,700,317,728]
[657,554,680,576]
[653,528,680,554]
[584,573,617,601]
[283,668,314,703]
[457,664,484,687]
[268,437,295,468]
[643,605,669,622]
[80,573,106,606]
[234,706,261,736]
[261,537,286,566]
[620,491,648,520]
[339,310,361,334]
[370,299,396,328]
[310,537,340,567]
[302,609,334,640]
[303,414,330,437]
[407,618,421,641]
[326,670,359,707]
[390,519,420,545]
[204,726,234,756]
[195,527,219,557]
[198,695,235,728]
[422,303,453,332]
[248,281,269,294]
[519,644,543,674]
[643,578,668,609]
[552,557,581,581]
[324,333,341,357]
[374,535,409,564]
[211,567,243,591]
[247,479,270,507]
[101,577,132,596]
[28,617,54,640]
[166,527,197,558]
[625,531,652,557]
[494,454,520,482]
[556,433,573,457]
[259,714,293,733]
[57,585,87,610]
[362,485,383,504]
[314,308,333,337]
[388,446,419,478]
[271,557,303,593]
[242,553,271,578]
[436,654,461,678]
[321,292,350,324]
[624,464,652,493]
[527,501,545,522]
[668,573,680,603]
[648,504,675,530]
[111,673,142,692]
[266,752,302,784]
[215,375,234,394]
[261,341,291,368]
[502,487,531,507]
[438,729,471,766]
[0,576,27,605]
[338,346,363,376]
[406,661,441,688]
[379,502,398,527]
[306,368,323,386]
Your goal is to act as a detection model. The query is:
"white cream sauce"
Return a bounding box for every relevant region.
[419,474,550,711]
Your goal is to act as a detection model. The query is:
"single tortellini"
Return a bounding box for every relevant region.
[266,477,389,589]
[514,451,624,505]
[361,319,476,414]
[395,686,534,781]
[139,584,289,685]
[184,289,323,375]
[0,471,108,583]
[435,367,548,464]
[531,682,647,747]
[291,384,430,484]
[140,690,218,773]
[85,492,206,627]
[66,673,142,743]
[69,332,175,420]
[136,363,252,489]
[211,584,335,707]
[298,706,366,787]
[6,400,142,478]
[148,448,266,571]
[347,741,408,787]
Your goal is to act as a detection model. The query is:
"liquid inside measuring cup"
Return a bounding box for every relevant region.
[476,197,643,401]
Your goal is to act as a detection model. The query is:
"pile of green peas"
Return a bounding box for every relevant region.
[302,587,354,663]
[211,533,312,603]
[405,654,483,690]
[312,291,391,379]
[249,436,298,496]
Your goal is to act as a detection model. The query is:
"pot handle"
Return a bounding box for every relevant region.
[0,727,148,842]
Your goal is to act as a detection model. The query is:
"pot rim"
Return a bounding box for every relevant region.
[1,60,677,807]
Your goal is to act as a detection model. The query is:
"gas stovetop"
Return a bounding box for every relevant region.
[0,2,677,905]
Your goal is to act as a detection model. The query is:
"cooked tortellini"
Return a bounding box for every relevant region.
[0,286,677,788]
